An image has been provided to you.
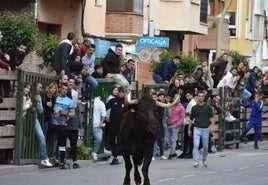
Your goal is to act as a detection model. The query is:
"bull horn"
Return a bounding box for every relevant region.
[155,96,179,108]
[125,90,138,105]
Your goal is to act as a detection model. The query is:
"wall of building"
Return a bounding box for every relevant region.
[105,12,143,36]
[84,0,106,37]
[38,0,82,39]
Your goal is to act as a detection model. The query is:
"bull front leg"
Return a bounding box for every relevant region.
[132,156,142,185]
[123,153,132,185]
[142,151,153,185]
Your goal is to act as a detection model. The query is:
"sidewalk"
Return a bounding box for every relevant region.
[0,160,93,176]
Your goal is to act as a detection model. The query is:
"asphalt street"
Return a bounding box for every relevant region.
[0,141,268,185]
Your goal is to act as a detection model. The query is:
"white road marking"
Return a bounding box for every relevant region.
[182,174,196,178]
[157,178,175,182]
[201,171,216,175]
[239,167,250,170]
[222,169,233,172]
[256,164,265,167]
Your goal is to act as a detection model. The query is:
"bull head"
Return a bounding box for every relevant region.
[125,91,179,108]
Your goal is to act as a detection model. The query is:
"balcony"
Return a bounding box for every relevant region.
[105,11,143,40]
[153,0,208,35]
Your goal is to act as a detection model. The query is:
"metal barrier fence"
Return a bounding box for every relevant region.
[85,78,115,157]
[14,70,56,164]
[217,87,242,151]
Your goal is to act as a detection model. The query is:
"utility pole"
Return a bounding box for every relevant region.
[216,0,233,58]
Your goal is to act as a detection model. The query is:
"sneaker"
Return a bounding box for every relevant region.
[168,153,177,159]
[254,146,259,149]
[193,161,199,167]
[104,149,112,155]
[110,158,119,165]
[202,160,208,167]
[73,162,80,169]
[161,155,168,160]
[92,152,98,161]
[41,159,52,167]
[59,162,70,170]
[151,157,155,161]
[240,137,248,144]
[225,115,236,122]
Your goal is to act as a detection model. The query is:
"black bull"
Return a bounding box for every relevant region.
[120,96,177,185]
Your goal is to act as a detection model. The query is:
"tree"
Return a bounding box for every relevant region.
[0,11,38,53]
[36,34,60,69]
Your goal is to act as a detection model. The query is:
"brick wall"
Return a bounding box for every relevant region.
[38,0,83,38]
[137,61,154,89]
[106,12,143,35]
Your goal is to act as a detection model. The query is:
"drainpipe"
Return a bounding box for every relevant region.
[81,0,86,36]
[216,0,233,58]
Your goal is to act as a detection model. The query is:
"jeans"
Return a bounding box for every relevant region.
[240,89,252,102]
[152,73,164,84]
[93,127,103,153]
[82,75,98,97]
[153,138,164,157]
[166,125,179,154]
[35,119,48,160]
[193,127,209,162]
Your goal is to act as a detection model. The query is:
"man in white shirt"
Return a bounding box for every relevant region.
[217,67,239,94]
[92,96,111,160]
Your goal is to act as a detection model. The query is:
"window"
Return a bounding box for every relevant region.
[107,0,143,14]
[200,0,208,23]
[229,12,237,37]
[95,0,102,6]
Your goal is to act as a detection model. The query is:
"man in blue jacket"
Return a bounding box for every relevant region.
[153,56,180,84]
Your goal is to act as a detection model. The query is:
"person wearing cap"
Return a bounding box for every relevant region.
[81,43,98,100]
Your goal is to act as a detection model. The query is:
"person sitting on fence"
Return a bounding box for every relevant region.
[50,82,75,169]
[246,66,259,96]
[81,43,98,100]
[91,64,105,79]
[152,56,180,84]
[193,60,214,88]
[121,59,135,84]
[101,44,129,88]
[240,92,263,149]
[217,67,240,97]
[238,70,252,103]
[52,32,76,77]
